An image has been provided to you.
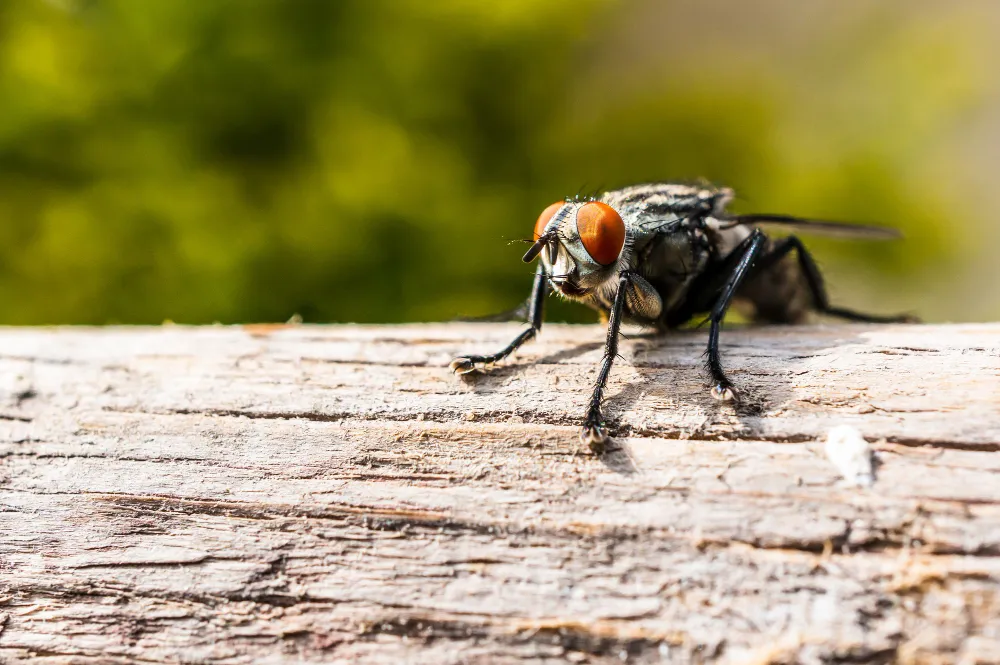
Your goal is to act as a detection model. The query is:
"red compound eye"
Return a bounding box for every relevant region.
[534,202,563,240]
[576,202,625,265]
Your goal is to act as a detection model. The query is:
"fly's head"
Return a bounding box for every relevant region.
[522,199,628,298]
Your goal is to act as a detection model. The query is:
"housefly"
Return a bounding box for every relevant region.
[450,183,915,452]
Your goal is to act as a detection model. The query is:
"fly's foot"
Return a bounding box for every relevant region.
[711,382,739,403]
[449,357,477,374]
[580,422,610,455]
[449,356,495,375]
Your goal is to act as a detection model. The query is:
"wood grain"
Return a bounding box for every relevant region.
[0,323,998,664]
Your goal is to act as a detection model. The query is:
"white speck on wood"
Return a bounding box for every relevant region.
[825,424,875,487]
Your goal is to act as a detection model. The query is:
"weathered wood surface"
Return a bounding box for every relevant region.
[1,323,999,664]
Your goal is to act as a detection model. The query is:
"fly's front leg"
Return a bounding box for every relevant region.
[450,263,547,374]
[706,229,767,402]
[581,271,631,454]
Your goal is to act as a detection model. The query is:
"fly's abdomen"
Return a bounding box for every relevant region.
[736,248,812,324]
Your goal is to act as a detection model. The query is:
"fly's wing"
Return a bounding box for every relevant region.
[724,214,902,240]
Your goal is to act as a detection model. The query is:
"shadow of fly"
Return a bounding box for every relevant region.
[450,183,916,453]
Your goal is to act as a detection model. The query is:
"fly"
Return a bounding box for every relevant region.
[450,183,916,453]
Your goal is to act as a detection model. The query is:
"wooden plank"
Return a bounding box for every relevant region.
[0,323,998,663]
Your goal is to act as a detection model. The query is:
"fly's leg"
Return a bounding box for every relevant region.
[581,271,631,454]
[707,229,768,402]
[758,235,918,323]
[450,263,547,373]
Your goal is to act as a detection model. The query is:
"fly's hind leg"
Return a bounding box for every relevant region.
[758,235,918,323]
[450,264,548,373]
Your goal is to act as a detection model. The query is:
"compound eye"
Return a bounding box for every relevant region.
[534,202,564,240]
[576,202,625,265]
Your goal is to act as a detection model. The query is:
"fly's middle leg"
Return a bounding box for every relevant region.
[450,263,548,373]
[706,229,768,401]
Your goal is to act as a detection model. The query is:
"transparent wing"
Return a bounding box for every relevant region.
[725,214,903,240]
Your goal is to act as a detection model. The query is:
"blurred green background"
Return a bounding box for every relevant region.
[1,0,998,325]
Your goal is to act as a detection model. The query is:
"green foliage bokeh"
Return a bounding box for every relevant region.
[0,0,991,324]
